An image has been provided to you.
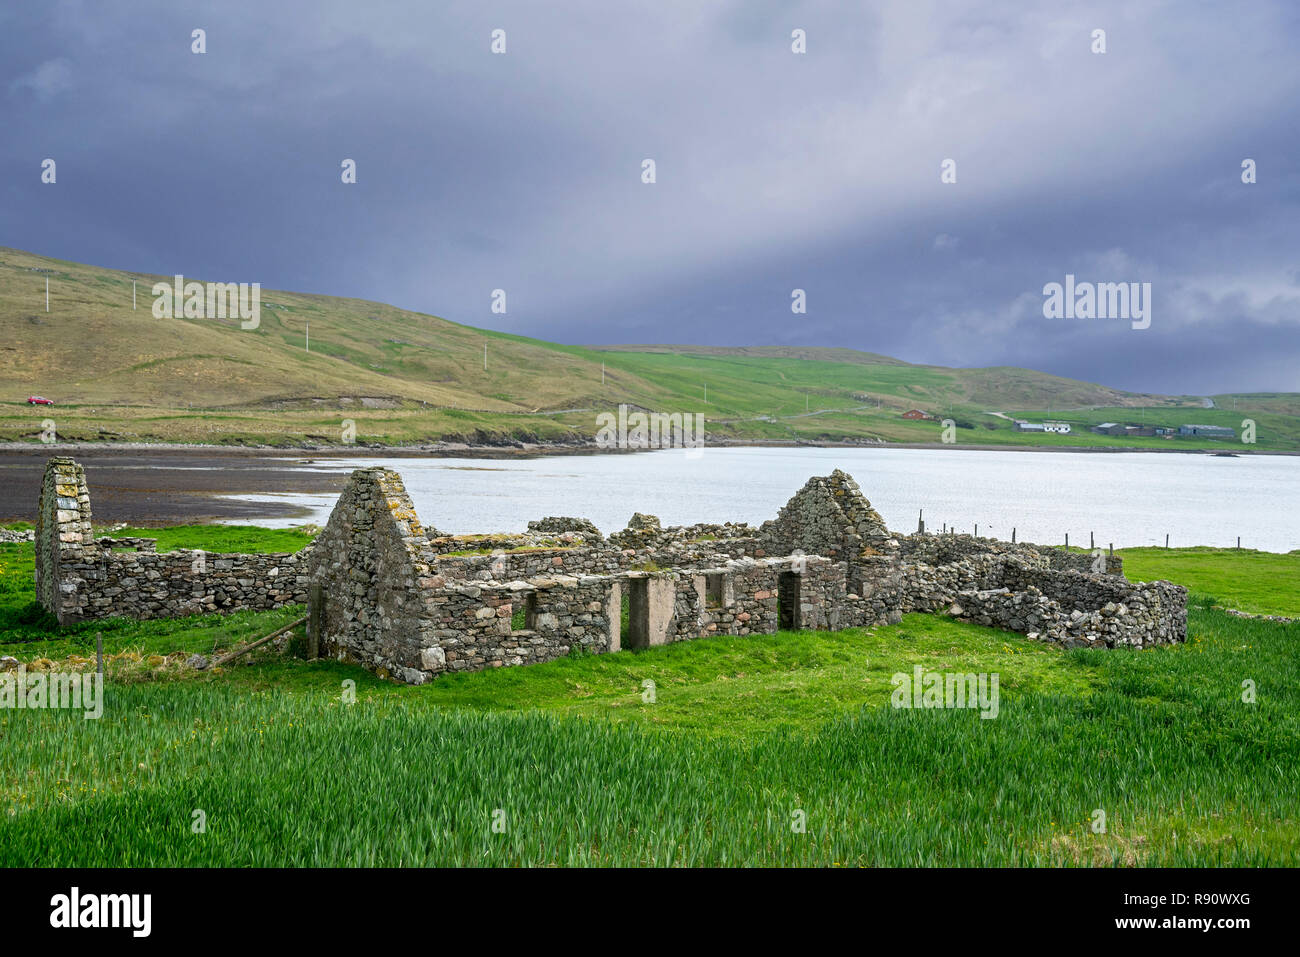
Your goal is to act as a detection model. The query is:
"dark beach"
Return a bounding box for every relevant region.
[0,447,349,525]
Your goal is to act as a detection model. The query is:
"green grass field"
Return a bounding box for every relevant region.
[1,529,1296,866]
[1118,547,1300,617]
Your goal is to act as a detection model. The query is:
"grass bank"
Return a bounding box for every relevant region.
[0,530,1296,865]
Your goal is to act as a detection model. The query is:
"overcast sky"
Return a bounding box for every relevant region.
[3,1,1298,394]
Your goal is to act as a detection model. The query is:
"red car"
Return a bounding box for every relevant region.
[27,396,54,405]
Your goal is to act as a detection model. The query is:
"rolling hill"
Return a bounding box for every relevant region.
[1,246,1295,450]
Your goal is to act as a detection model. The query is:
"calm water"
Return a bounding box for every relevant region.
[235,447,1300,553]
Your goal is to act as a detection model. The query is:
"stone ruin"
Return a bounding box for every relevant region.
[36,458,310,624]
[34,457,1187,684]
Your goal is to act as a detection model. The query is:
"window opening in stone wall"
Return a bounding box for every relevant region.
[511,592,538,633]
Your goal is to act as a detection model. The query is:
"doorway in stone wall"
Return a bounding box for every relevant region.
[778,572,800,631]
[626,577,650,650]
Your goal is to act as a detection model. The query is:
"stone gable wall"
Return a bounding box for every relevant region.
[307,468,435,683]
[760,468,896,560]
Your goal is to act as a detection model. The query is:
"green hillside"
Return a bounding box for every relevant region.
[1,247,1295,449]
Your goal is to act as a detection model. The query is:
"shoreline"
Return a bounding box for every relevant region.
[0,439,1291,458]
[0,443,1292,544]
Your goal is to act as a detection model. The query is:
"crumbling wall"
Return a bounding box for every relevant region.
[760,469,896,559]
[898,533,1124,577]
[901,552,1185,649]
[35,457,308,624]
[35,457,97,624]
[526,516,603,539]
[31,459,1184,683]
[306,468,436,684]
[433,542,766,583]
[419,575,620,677]
[948,576,1186,650]
[678,557,886,639]
[900,554,1009,613]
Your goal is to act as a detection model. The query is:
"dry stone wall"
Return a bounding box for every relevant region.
[306,468,436,684]
[416,575,619,678]
[526,516,603,539]
[897,533,1124,576]
[949,578,1186,649]
[760,469,897,559]
[900,550,1182,649]
[432,537,764,584]
[35,457,308,624]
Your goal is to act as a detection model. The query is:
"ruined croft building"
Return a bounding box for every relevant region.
[36,457,1187,684]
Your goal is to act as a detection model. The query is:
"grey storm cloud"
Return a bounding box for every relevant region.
[2,0,1298,394]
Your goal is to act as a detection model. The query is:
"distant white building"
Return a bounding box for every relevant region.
[1015,421,1046,432]
[1044,422,1071,434]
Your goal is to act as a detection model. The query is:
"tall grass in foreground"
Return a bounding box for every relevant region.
[2,603,1295,867]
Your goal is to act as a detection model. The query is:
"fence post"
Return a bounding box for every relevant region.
[96,632,104,678]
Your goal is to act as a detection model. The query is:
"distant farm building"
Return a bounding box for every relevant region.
[1015,421,1046,433]
[901,409,931,420]
[1043,422,1072,434]
[1092,422,1177,438]
[1179,424,1236,439]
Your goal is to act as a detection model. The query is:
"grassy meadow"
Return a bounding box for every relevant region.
[0,528,1296,866]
